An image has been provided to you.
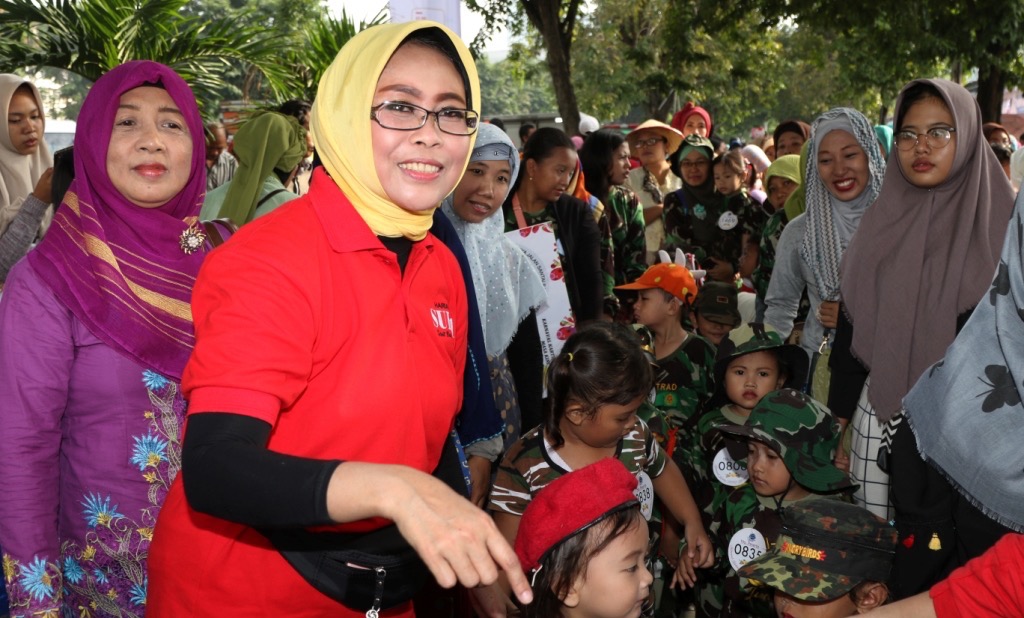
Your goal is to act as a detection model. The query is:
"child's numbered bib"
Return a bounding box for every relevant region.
[634,471,656,521]
[713,447,748,487]
[728,528,767,572]
[718,211,739,231]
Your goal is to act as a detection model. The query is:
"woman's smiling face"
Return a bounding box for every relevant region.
[370,42,472,213]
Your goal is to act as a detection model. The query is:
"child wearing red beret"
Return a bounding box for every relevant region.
[515,458,653,618]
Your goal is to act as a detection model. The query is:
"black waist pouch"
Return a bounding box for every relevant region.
[260,431,469,613]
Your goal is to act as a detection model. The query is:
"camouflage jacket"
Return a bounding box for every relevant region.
[663,190,766,272]
[752,208,788,302]
[651,333,716,436]
[607,185,648,288]
[675,404,751,618]
[715,490,842,618]
[489,416,667,521]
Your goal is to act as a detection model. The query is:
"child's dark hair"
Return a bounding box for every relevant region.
[713,149,745,177]
[896,82,947,129]
[991,143,1012,165]
[278,99,311,128]
[545,322,653,447]
[520,507,646,618]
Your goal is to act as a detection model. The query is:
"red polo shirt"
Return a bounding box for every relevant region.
[148,168,467,617]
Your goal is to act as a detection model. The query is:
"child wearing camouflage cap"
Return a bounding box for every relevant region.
[738,497,897,617]
[680,388,855,617]
[691,281,742,358]
[672,327,808,618]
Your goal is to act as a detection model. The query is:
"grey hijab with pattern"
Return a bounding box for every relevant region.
[902,189,1024,532]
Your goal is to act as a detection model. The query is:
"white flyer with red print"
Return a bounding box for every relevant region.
[505,223,574,383]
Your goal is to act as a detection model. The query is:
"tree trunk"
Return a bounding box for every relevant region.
[542,33,581,135]
[976,64,1005,124]
[522,0,582,136]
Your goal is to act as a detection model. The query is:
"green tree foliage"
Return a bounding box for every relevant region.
[0,0,296,114]
[754,0,1023,122]
[467,0,585,134]
[477,48,557,117]
[289,8,387,102]
[570,0,676,123]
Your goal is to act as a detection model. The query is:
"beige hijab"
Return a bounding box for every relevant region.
[0,74,52,230]
[841,79,1015,420]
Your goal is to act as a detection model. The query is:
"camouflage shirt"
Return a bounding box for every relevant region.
[663,191,766,273]
[489,416,667,521]
[652,333,716,435]
[715,490,841,618]
[606,185,648,287]
[674,404,752,618]
[753,209,810,323]
[752,209,788,302]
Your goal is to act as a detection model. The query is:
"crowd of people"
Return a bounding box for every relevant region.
[0,17,1022,618]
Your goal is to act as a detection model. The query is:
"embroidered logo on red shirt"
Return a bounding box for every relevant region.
[431,303,454,338]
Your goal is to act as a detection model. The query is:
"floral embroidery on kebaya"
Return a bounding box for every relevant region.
[3,370,185,618]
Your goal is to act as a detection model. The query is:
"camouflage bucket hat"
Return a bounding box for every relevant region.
[717,389,855,493]
[738,498,897,601]
[713,324,810,396]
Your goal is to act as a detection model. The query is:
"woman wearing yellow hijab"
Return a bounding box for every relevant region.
[149,21,533,616]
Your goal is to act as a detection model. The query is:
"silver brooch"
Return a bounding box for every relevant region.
[179,220,206,255]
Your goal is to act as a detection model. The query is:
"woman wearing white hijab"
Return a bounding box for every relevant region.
[0,75,52,282]
[441,122,546,503]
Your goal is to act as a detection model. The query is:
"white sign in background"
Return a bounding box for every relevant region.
[388,0,461,34]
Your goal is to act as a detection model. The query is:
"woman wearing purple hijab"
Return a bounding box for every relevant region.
[0,61,207,616]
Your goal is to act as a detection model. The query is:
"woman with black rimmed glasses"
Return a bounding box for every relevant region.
[836,78,1017,600]
[148,21,533,617]
[625,119,684,264]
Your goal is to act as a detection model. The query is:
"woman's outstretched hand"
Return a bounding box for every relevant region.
[326,463,534,607]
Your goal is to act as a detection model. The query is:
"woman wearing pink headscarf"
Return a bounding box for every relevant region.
[0,61,209,616]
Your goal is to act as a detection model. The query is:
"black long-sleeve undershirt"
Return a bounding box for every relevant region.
[181,412,342,528]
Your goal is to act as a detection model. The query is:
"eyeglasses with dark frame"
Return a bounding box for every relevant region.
[633,136,667,148]
[894,126,956,151]
[370,101,479,136]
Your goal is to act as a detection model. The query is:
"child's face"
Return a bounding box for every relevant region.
[766,176,798,212]
[724,350,784,412]
[632,289,678,329]
[694,311,733,346]
[714,163,744,195]
[896,96,957,189]
[564,520,652,618]
[747,441,795,498]
[772,590,857,618]
[566,395,645,450]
